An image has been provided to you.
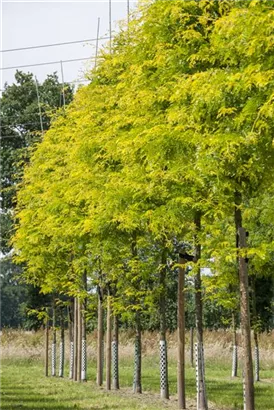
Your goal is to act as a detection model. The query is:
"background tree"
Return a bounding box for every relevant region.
[0,71,74,329]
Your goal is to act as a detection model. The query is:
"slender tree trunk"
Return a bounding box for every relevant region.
[194,214,203,346]
[51,303,56,377]
[159,248,169,400]
[254,332,259,382]
[73,297,78,381]
[133,312,142,393]
[68,301,74,379]
[97,286,104,386]
[81,306,87,381]
[45,308,49,377]
[231,311,238,378]
[194,212,207,410]
[81,272,87,382]
[238,227,254,410]
[190,327,194,368]
[251,277,260,382]
[177,257,186,409]
[131,233,142,394]
[59,312,65,377]
[106,288,112,390]
[235,193,255,410]
[77,298,82,382]
[112,315,119,389]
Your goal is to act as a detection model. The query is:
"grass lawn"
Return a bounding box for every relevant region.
[1,356,273,410]
[1,358,182,410]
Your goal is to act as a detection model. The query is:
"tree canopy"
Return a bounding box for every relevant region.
[12,0,274,330]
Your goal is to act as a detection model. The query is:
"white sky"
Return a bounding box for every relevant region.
[0,0,137,90]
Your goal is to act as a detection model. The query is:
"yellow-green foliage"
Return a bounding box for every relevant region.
[13,0,274,312]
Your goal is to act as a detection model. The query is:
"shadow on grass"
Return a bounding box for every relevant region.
[0,380,121,410]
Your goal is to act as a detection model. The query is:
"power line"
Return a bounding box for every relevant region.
[0,56,101,71]
[0,36,110,53]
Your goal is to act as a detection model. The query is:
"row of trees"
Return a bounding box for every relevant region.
[9,1,274,409]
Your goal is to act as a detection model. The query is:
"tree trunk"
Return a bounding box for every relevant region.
[254,332,259,382]
[159,248,169,400]
[194,212,207,410]
[106,288,112,390]
[235,193,255,410]
[73,297,78,381]
[251,277,260,382]
[231,311,238,378]
[59,312,65,378]
[51,303,56,377]
[190,327,194,368]
[177,257,186,409]
[77,298,82,382]
[131,233,142,394]
[238,227,254,410]
[68,300,74,379]
[45,308,49,377]
[81,272,87,382]
[133,312,142,393]
[112,315,119,389]
[97,286,104,386]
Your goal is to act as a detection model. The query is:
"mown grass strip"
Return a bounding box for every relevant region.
[1,357,273,410]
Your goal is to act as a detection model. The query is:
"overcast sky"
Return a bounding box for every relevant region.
[0,0,136,90]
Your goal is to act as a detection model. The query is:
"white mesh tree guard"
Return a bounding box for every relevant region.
[112,341,119,389]
[159,340,168,399]
[81,338,87,381]
[254,346,259,382]
[59,340,65,377]
[51,342,56,377]
[232,345,238,377]
[69,341,74,379]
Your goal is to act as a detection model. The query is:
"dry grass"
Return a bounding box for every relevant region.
[1,328,273,370]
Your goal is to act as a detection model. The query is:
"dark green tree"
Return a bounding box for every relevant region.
[0,70,74,328]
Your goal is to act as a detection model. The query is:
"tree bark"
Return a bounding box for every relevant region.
[73,297,78,381]
[59,312,65,378]
[251,277,260,382]
[97,286,104,386]
[238,227,255,410]
[190,327,194,368]
[177,257,186,409]
[106,288,112,390]
[45,308,49,377]
[52,302,56,377]
[159,248,169,400]
[194,212,207,410]
[235,192,255,410]
[231,311,238,378]
[133,312,142,393]
[131,233,142,394]
[68,300,74,379]
[81,272,87,382]
[112,315,119,389]
[77,297,82,382]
